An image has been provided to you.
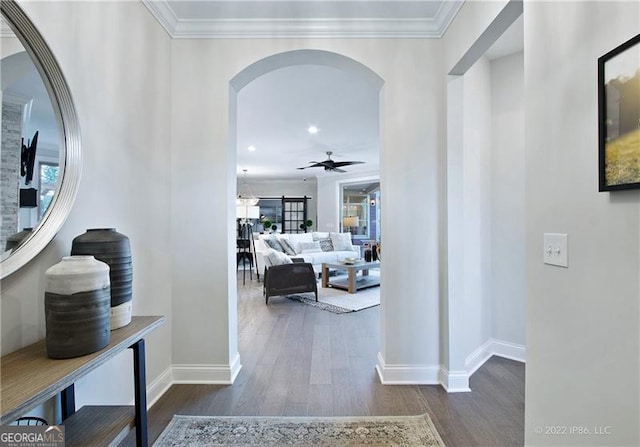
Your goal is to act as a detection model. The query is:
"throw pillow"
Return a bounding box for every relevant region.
[264,248,292,267]
[330,232,354,251]
[316,237,334,252]
[287,232,314,254]
[298,241,322,254]
[279,238,297,256]
[312,231,330,240]
[264,236,285,253]
[312,232,333,252]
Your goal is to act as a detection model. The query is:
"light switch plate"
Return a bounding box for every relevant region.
[543,233,568,267]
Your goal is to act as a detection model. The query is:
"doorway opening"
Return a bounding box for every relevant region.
[229,49,384,379]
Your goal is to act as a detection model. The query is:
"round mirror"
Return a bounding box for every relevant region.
[0,0,81,279]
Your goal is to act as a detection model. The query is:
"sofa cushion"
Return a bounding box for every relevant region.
[330,232,354,251]
[299,241,322,254]
[264,248,292,267]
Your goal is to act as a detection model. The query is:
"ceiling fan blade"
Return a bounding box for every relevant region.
[298,162,326,169]
[332,161,364,167]
[297,152,364,172]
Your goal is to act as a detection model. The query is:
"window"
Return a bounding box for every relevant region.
[256,198,281,233]
[282,198,307,233]
[257,196,309,233]
[39,162,58,220]
[341,181,380,240]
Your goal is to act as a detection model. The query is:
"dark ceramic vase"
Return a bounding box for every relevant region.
[71,228,132,329]
[44,256,111,359]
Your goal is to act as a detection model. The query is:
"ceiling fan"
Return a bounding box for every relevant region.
[297,151,364,173]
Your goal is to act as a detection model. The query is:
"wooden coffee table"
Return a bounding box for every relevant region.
[322,261,380,293]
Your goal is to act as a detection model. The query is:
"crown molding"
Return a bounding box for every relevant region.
[142,0,463,39]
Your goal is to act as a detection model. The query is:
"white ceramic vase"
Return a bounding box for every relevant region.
[44,256,111,359]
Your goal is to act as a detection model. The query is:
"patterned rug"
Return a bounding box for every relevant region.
[287,276,380,313]
[153,413,445,446]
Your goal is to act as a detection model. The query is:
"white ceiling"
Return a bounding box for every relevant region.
[140,1,523,181]
[237,64,380,180]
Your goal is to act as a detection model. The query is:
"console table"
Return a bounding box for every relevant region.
[1,315,164,446]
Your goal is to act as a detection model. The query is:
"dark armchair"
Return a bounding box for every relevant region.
[263,262,318,304]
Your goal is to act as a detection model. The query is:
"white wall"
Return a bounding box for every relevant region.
[491,51,525,346]
[525,1,639,445]
[171,38,444,383]
[1,0,173,420]
[442,0,521,391]
[463,56,493,360]
[443,0,527,391]
[445,54,495,391]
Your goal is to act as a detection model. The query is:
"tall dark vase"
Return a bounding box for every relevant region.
[71,228,132,330]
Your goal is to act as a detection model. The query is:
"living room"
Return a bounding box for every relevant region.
[1,0,639,446]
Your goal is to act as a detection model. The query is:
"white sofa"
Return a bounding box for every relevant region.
[255,231,360,276]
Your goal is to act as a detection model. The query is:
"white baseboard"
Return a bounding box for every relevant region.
[466,338,526,376]
[375,352,440,384]
[466,340,495,376]
[147,343,524,404]
[173,353,243,384]
[144,355,243,409]
[434,338,527,394]
[229,352,242,383]
[146,366,173,409]
[491,339,526,363]
[438,367,471,392]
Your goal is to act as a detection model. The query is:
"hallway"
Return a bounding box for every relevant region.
[127,275,524,446]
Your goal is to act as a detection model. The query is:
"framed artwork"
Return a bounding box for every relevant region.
[598,33,640,191]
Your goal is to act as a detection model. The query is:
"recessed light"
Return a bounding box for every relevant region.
[308,126,318,135]
[248,145,256,152]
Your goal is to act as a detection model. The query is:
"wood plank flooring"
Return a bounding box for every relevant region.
[122,274,524,446]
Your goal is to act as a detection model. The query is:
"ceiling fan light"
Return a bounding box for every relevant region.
[237,196,259,206]
[237,169,259,207]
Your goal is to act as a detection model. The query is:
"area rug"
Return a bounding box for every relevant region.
[287,281,380,314]
[152,413,445,446]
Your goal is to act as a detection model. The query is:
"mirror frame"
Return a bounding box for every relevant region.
[1,0,81,279]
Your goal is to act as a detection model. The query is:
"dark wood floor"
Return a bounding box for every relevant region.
[123,273,524,446]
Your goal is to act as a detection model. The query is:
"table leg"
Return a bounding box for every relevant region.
[60,384,75,420]
[131,339,148,447]
[348,268,355,293]
[322,263,328,288]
